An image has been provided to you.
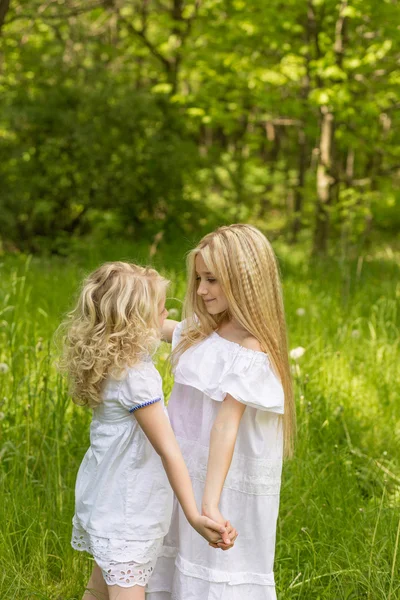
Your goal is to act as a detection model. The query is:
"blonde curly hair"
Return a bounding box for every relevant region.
[58,261,168,407]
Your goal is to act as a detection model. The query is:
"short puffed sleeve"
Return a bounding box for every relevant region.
[221,356,284,414]
[173,331,285,414]
[118,362,163,413]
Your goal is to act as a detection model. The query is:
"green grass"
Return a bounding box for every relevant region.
[0,243,399,599]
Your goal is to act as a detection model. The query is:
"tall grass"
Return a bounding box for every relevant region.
[0,245,399,599]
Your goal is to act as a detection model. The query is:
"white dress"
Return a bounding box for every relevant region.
[71,358,173,588]
[147,323,285,600]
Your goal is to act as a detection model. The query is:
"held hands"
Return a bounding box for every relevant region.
[201,505,238,551]
[190,514,232,546]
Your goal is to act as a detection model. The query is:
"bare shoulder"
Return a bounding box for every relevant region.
[241,335,263,352]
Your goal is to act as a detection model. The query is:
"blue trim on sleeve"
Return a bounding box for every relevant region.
[129,397,162,413]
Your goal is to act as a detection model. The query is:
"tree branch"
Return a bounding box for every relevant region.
[0,0,10,32]
[117,11,172,73]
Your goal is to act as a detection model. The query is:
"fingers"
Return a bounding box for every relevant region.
[225,521,237,536]
[224,522,237,540]
[225,521,234,535]
[204,517,226,535]
[210,531,238,550]
[214,530,238,544]
[209,540,232,550]
[223,521,238,545]
[206,519,238,549]
[221,524,231,545]
[216,541,234,551]
[206,530,222,544]
[222,532,231,545]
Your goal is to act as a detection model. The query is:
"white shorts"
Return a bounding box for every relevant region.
[72,519,163,588]
[96,556,158,588]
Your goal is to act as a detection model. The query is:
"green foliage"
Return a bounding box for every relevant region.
[1,70,205,252]
[0,0,399,253]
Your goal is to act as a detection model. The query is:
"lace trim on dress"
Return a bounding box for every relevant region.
[177,437,282,496]
[102,560,156,587]
[71,520,163,564]
[176,554,276,586]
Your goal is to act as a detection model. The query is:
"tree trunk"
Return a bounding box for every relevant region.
[312,0,347,255]
[345,147,354,184]
[291,128,307,242]
[0,0,10,33]
[312,107,335,254]
[258,122,281,218]
[135,0,150,90]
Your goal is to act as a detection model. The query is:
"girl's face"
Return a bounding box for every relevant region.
[195,254,229,315]
[158,297,169,329]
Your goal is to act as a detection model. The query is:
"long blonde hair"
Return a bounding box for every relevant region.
[174,224,296,457]
[58,261,168,408]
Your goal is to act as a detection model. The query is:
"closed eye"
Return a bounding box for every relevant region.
[196,276,216,283]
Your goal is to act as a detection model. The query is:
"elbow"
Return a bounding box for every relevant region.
[157,446,180,465]
[211,420,239,437]
[212,419,231,434]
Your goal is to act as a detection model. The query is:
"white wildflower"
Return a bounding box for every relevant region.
[296,308,306,317]
[0,363,9,373]
[168,308,179,319]
[351,329,360,338]
[290,347,306,361]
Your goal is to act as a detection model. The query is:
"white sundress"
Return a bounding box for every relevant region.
[71,358,173,588]
[147,322,285,600]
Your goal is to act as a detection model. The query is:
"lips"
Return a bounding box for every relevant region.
[204,299,215,303]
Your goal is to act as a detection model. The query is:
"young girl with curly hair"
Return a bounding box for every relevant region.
[148,224,296,600]
[59,262,234,600]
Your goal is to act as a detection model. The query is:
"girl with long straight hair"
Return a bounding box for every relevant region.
[148,224,295,600]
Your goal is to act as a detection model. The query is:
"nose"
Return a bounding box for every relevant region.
[165,309,169,317]
[197,280,208,296]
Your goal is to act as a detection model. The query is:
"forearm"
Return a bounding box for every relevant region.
[202,394,245,511]
[202,424,238,511]
[135,402,229,544]
[161,448,199,524]
[135,401,198,523]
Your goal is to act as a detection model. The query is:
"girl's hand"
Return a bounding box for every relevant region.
[190,514,232,546]
[161,319,179,343]
[202,505,238,550]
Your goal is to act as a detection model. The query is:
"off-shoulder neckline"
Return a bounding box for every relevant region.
[211,331,268,358]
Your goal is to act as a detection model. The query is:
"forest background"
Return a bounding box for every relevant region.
[0,1,399,599]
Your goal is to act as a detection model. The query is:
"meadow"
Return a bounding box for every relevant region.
[0,241,399,600]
